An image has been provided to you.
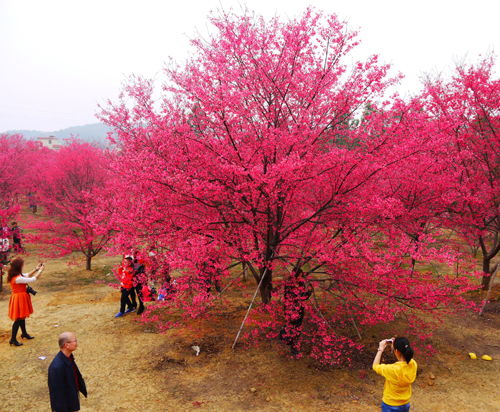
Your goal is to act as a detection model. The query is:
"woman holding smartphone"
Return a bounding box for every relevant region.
[372,337,417,411]
[7,258,44,346]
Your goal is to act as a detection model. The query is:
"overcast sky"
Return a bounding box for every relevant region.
[1,0,498,132]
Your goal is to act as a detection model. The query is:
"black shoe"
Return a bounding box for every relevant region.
[9,339,23,346]
[137,306,144,315]
[21,334,34,339]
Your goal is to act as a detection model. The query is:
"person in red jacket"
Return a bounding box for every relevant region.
[114,256,135,318]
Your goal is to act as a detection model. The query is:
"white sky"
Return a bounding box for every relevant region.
[0,0,498,132]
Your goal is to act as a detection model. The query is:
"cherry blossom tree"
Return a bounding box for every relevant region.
[425,57,499,289]
[0,134,40,222]
[0,134,42,290]
[101,9,477,363]
[28,141,114,270]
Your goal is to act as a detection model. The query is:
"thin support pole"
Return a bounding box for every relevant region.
[231,266,269,350]
[350,316,362,341]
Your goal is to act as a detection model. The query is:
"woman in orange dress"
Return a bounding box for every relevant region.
[7,258,44,346]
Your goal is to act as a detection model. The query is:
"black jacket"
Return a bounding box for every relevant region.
[48,351,87,412]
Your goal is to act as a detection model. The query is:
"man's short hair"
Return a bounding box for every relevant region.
[58,333,72,348]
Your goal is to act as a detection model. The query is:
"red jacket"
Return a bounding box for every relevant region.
[118,266,134,289]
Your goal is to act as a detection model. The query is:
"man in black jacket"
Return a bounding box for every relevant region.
[48,332,87,412]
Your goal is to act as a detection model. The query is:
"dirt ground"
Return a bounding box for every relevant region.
[0,241,499,411]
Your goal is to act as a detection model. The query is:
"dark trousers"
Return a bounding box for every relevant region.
[119,288,133,313]
[13,238,23,252]
[130,284,144,312]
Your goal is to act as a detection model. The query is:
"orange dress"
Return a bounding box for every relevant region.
[8,275,34,320]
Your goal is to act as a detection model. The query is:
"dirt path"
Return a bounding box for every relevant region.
[1,252,499,411]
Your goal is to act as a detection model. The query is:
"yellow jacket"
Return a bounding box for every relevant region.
[373,359,417,406]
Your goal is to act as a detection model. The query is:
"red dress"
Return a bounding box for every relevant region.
[8,275,34,320]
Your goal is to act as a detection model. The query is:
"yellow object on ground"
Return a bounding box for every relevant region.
[481,355,492,361]
[468,353,477,359]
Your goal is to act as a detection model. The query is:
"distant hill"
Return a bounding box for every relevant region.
[2,123,114,146]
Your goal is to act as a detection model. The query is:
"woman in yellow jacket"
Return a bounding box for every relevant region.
[373,337,417,411]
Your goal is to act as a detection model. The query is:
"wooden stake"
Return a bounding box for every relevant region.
[231,266,269,350]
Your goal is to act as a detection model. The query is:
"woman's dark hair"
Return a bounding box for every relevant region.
[394,337,414,363]
[7,258,24,282]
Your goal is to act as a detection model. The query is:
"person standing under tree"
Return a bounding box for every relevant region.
[114,255,135,317]
[130,250,146,314]
[28,192,37,214]
[48,332,87,412]
[0,223,10,265]
[7,258,44,346]
[0,235,9,292]
[10,221,23,253]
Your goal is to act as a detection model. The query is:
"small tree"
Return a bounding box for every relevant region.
[28,141,114,270]
[0,134,40,221]
[0,134,42,290]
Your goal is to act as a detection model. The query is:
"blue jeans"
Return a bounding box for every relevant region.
[382,402,410,412]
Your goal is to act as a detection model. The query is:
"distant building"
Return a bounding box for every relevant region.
[37,136,63,150]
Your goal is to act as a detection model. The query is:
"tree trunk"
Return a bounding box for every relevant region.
[479,265,498,316]
[482,256,492,290]
[258,267,273,304]
[478,235,500,290]
[86,255,92,271]
[242,262,247,282]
